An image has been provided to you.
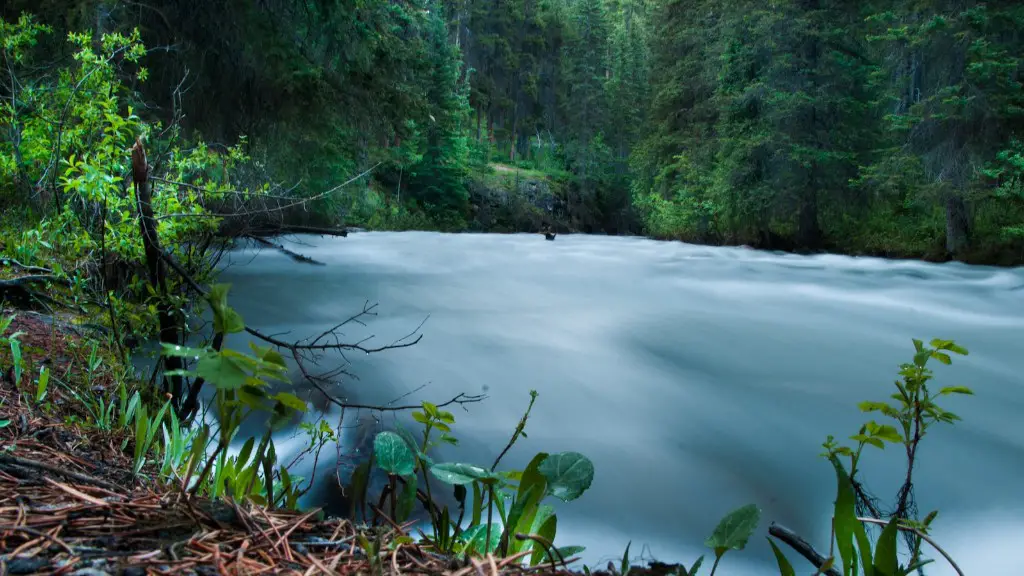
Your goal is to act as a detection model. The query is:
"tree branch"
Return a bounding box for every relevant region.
[768,522,841,576]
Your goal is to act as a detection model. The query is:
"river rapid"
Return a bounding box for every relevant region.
[214,231,1024,575]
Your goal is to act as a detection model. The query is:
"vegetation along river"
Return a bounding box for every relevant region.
[215,231,1024,576]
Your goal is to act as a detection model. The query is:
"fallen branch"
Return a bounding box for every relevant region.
[248,225,349,238]
[0,259,53,274]
[0,275,70,288]
[245,234,326,266]
[768,522,841,576]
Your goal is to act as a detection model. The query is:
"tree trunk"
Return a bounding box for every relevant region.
[131,138,183,403]
[798,189,823,249]
[945,193,971,256]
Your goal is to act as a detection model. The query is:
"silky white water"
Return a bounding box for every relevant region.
[214,231,1024,575]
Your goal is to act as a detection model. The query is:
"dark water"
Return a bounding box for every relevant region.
[214,231,1023,575]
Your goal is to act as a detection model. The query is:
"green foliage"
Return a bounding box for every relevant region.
[365,391,593,565]
[631,0,1024,262]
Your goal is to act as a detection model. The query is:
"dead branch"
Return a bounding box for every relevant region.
[154,247,483,422]
[0,259,53,274]
[857,517,964,576]
[245,234,326,266]
[249,225,350,238]
[0,275,70,288]
[768,522,841,576]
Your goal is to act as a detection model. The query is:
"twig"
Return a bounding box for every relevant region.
[0,524,75,555]
[857,517,964,576]
[768,522,841,576]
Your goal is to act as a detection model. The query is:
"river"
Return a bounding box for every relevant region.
[214,231,1023,575]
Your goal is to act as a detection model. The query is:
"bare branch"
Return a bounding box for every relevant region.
[768,522,842,576]
[857,517,964,576]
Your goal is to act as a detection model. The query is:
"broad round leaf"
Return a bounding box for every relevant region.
[705,504,761,553]
[373,432,415,476]
[538,451,594,502]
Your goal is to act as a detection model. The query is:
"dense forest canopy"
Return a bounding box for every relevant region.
[3,0,1024,263]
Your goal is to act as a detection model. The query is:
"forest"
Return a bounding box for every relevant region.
[3,0,1023,263]
[0,1,998,575]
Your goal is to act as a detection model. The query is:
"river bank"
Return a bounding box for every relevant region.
[0,308,644,575]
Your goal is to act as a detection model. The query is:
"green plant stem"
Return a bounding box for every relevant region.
[708,554,721,576]
[418,421,442,541]
[491,390,537,471]
[485,484,494,556]
[192,439,226,496]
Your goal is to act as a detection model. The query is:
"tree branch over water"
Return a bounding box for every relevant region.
[156,249,483,419]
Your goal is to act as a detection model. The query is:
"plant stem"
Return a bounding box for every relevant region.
[485,484,494,555]
[708,554,721,576]
[491,390,538,471]
[419,422,440,541]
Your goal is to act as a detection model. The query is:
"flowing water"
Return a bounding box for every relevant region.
[212,231,1024,575]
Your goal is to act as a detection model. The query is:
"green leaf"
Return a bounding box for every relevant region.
[35,366,49,403]
[208,284,245,334]
[272,392,308,413]
[10,337,22,385]
[432,462,500,485]
[620,541,632,576]
[872,519,900,576]
[538,451,594,502]
[938,386,973,396]
[0,419,10,428]
[859,401,893,414]
[160,342,209,358]
[397,474,418,521]
[350,460,372,522]
[505,484,541,554]
[931,352,952,365]
[766,539,794,576]
[688,555,705,576]
[461,523,501,555]
[529,512,557,567]
[871,424,904,444]
[830,456,873,575]
[373,431,415,477]
[196,352,250,390]
[704,503,761,557]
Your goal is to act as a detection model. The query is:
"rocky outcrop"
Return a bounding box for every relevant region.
[468,165,567,233]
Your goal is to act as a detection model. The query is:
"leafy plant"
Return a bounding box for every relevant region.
[366,390,594,565]
[772,338,972,576]
[158,286,309,505]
